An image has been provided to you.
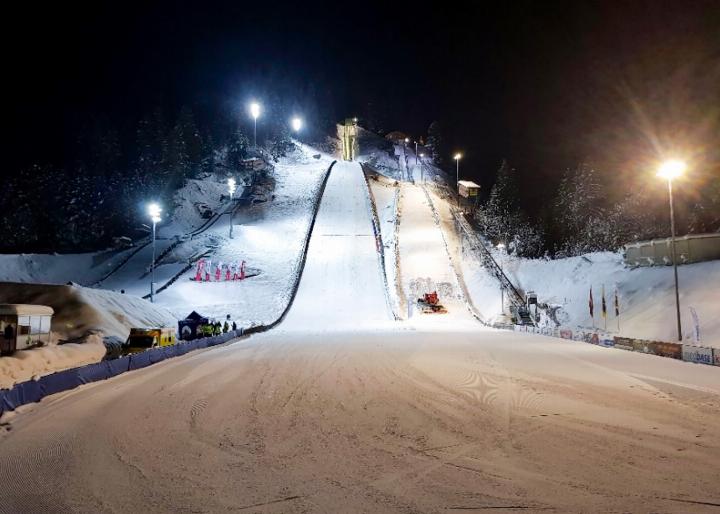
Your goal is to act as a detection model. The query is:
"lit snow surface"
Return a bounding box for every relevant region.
[0,142,719,512]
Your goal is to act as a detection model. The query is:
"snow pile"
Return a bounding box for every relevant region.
[0,333,106,389]
[0,282,177,341]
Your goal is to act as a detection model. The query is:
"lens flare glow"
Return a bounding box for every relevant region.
[148,203,162,223]
[249,102,261,120]
[657,159,686,180]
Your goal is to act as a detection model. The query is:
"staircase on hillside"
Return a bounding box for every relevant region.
[453,212,537,326]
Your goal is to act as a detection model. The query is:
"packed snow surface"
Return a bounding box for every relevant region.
[280,161,391,329]
[397,184,472,322]
[1,327,718,512]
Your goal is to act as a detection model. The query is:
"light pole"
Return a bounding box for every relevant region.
[657,159,686,341]
[249,102,261,148]
[402,137,409,180]
[227,178,237,239]
[497,242,506,314]
[414,140,419,166]
[419,153,425,182]
[454,153,462,206]
[148,203,162,303]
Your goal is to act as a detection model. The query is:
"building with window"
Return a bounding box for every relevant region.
[0,304,54,355]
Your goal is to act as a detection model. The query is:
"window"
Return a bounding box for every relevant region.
[40,316,51,333]
[127,336,155,348]
[30,316,43,334]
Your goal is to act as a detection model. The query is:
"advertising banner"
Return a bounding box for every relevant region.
[613,337,635,351]
[653,342,682,359]
[682,345,714,365]
[632,340,656,355]
[599,337,614,348]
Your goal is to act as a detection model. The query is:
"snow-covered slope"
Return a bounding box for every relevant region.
[153,145,334,325]
[397,184,474,323]
[280,161,392,330]
[501,251,720,347]
[359,133,720,346]
[0,143,335,329]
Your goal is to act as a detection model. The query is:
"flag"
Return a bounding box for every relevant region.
[589,287,594,318]
[601,284,607,318]
[614,288,620,317]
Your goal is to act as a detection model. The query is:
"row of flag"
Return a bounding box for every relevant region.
[589,285,619,319]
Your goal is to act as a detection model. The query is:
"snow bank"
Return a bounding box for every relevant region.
[0,333,106,389]
[0,250,135,286]
[0,282,177,340]
[495,251,720,347]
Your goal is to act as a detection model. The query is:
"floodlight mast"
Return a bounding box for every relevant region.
[148,203,162,302]
[656,159,687,341]
[250,102,261,147]
[227,178,237,238]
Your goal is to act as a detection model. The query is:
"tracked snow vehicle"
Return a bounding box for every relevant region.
[417,291,447,314]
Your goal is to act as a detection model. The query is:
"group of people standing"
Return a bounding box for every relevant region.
[198,318,237,337]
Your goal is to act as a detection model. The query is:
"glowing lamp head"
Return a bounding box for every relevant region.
[404,137,409,143]
[657,159,686,180]
[148,203,162,224]
[249,102,261,120]
[419,153,425,158]
[291,117,303,132]
[497,242,506,251]
[227,177,237,194]
[353,117,358,123]
[454,153,462,161]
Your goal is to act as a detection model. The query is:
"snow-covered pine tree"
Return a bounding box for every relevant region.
[426,121,444,167]
[487,159,520,218]
[166,119,191,188]
[177,106,204,172]
[553,163,607,255]
[474,160,545,257]
[227,129,250,169]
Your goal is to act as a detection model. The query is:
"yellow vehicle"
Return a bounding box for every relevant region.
[123,327,176,354]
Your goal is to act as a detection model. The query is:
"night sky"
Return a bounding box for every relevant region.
[8,0,720,203]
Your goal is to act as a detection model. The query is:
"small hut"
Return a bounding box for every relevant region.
[0,304,54,354]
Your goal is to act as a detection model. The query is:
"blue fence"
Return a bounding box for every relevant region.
[0,329,242,416]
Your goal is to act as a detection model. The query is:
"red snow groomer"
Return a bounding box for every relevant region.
[417,291,447,314]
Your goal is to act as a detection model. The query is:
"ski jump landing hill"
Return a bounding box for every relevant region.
[279,160,393,330]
